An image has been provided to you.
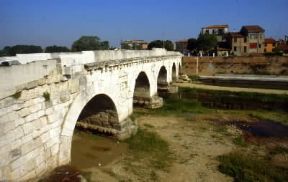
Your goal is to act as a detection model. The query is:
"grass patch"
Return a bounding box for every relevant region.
[249,111,288,125]
[152,97,208,116]
[125,128,171,170]
[43,91,50,101]
[11,91,21,99]
[233,136,247,147]
[218,152,288,182]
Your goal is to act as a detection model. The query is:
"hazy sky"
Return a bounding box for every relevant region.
[0,0,287,49]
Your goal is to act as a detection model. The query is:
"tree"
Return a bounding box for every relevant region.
[0,45,43,56]
[100,41,109,50]
[186,38,198,51]
[71,36,110,51]
[197,34,217,52]
[45,45,70,53]
[148,40,174,51]
[0,46,10,57]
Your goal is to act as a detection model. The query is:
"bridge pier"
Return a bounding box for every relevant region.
[133,95,163,109]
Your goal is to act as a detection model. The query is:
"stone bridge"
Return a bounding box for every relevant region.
[0,48,182,181]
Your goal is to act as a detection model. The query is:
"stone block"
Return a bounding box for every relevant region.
[0,111,19,124]
[9,148,22,161]
[60,91,70,103]
[35,161,46,177]
[3,120,16,134]
[40,132,50,143]
[15,118,25,127]
[50,143,59,156]
[21,137,42,156]
[22,122,34,135]
[29,103,42,113]
[18,108,30,117]
[22,169,36,181]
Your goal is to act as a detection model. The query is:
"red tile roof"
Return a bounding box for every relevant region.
[265,38,276,44]
[241,25,265,33]
[229,32,244,37]
[204,24,229,29]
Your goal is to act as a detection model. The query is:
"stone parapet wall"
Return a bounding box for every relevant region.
[0,70,80,181]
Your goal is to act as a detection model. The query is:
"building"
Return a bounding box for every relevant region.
[226,32,248,56]
[226,25,265,56]
[264,38,276,53]
[121,40,148,50]
[175,40,188,53]
[240,25,265,54]
[201,25,229,42]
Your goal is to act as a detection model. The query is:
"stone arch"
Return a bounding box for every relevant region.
[157,66,168,92]
[172,63,177,81]
[133,71,151,107]
[59,91,120,165]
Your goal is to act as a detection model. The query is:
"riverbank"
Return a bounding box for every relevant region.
[40,86,288,181]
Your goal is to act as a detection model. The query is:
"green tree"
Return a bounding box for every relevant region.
[197,34,217,52]
[0,46,10,57]
[186,38,198,51]
[148,40,174,51]
[100,41,109,50]
[1,45,43,56]
[45,45,70,53]
[72,36,109,51]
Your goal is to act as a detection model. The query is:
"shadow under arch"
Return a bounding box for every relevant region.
[157,66,168,92]
[133,71,151,107]
[76,94,120,132]
[172,63,177,81]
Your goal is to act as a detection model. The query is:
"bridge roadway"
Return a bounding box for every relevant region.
[0,48,182,181]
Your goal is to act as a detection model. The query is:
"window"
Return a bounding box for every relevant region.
[234,38,237,43]
[244,46,247,53]
[244,37,247,42]
[250,43,257,49]
[259,44,261,48]
[234,46,237,51]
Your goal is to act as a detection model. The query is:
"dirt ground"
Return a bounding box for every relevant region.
[79,114,237,182]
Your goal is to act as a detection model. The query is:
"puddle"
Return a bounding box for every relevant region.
[228,120,288,138]
[71,130,128,170]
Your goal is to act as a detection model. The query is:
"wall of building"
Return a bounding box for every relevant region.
[182,56,288,76]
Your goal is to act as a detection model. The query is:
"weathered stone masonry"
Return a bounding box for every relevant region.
[0,49,182,181]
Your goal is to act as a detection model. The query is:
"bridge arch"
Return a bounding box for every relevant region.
[59,91,120,165]
[157,66,168,92]
[133,71,151,107]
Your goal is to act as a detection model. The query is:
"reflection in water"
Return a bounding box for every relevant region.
[71,130,128,169]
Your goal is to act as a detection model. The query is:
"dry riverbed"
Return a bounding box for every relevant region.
[41,101,288,181]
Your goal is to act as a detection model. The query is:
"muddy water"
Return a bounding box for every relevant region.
[71,130,128,170]
[229,120,288,138]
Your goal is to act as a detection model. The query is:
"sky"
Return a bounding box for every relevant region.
[0,0,288,49]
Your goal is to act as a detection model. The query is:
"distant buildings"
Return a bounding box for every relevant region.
[201,24,229,42]
[121,40,148,50]
[226,25,265,56]
[175,40,188,52]
[264,38,276,53]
